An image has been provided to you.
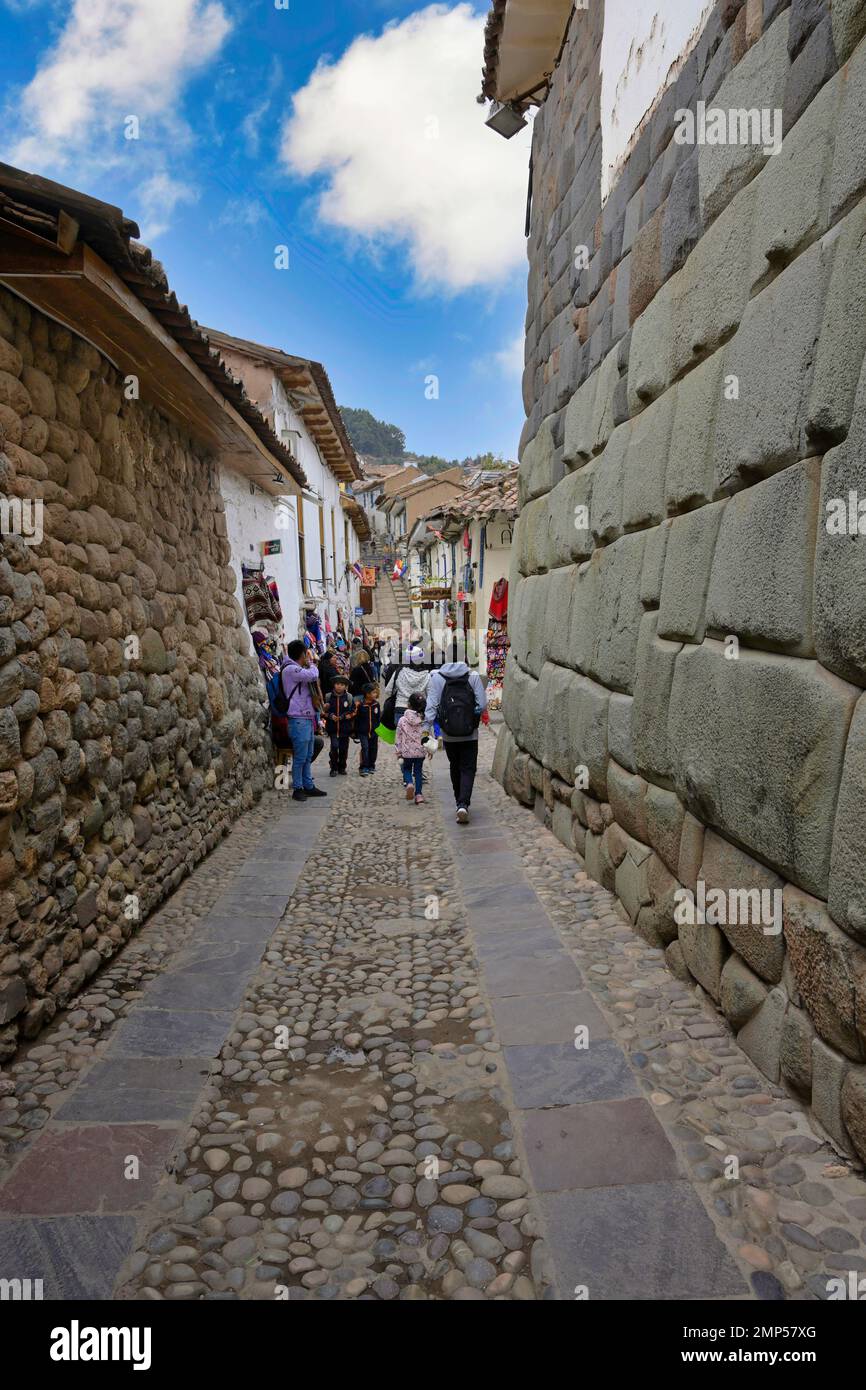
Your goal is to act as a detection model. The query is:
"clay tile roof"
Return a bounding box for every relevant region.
[0,161,307,489]
[421,467,519,524]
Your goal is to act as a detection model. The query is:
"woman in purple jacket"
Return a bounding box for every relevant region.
[281,640,328,803]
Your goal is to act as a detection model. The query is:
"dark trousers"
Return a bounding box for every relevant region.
[329,734,350,772]
[359,732,379,770]
[445,740,478,807]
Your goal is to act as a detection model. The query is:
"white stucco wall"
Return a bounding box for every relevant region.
[219,465,303,646]
[600,0,713,198]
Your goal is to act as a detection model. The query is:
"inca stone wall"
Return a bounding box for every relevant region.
[0,286,272,1054]
[494,0,866,1162]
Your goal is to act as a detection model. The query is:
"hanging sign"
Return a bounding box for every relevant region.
[262,539,282,556]
[361,567,377,587]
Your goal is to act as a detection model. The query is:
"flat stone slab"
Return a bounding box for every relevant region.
[493,990,611,1045]
[505,1040,639,1108]
[0,1214,137,1299]
[484,948,583,999]
[541,1181,748,1299]
[468,882,551,921]
[522,1097,681,1190]
[0,1124,178,1214]
[194,912,282,945]
[55,1057,211,1124]
[108,1007,233,1059]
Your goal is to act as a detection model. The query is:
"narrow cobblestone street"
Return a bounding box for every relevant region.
[1,730,865,1302]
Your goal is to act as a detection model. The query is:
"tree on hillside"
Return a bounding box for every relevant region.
[339,407,406,459]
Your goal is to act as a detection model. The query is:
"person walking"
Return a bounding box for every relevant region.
[281,639,328,803]
[382,644,431,725]
[356,681,381,776]
[349,645,376,698]
[424,660,487,823]
[325,673,355,776]
[395,692,430,804]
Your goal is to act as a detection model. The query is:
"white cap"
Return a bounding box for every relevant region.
[409,646,425,665]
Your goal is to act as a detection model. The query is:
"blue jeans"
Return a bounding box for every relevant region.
[402,757,424,795]
[288,718,316,791]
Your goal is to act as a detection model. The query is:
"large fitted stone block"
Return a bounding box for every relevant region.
[831,0,866,62]
[808,195,866,447]
[546,465,596,567]
[585,532,647,693]
[720,954,768,1031]
[607,759,649,843]
[543,565,578,668]
[738,986,787,1082]
[698,11,791,226]
[542,662,578,782]
[658,501,726,643]
[666,349,726,513]
[588,345,621,456]
[679,918,729,1000]
[622,388,676,530]
[567,559,600,676]
[813,405,866,685]
[669,641,859,895]
[568,673,611,798]
[563,369,599,465]
[783,885,866,1059]
[519,415,558,502]
[713,238,834,493]
[748,69,839,293]
[589,422,629,544]
[841,1068,866,1166]
[705,458,820,652]
[520,495,551,575]
[828,695,866,944]
[627,273,676,412]
[639,521,670,608]
[632,613,683,785]
[644,784,685,877]
[607,692,636,774]
[829,32,866,220]
[700,830,785,983]
[811,1037,853,1152]
[671,181,759,384]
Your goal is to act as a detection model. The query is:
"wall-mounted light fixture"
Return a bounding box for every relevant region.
[485,101,527,139]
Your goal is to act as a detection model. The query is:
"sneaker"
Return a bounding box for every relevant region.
[330,770,338,778]
[305,787,328,798]
[292,790,307,803]
[405,784,414,801]
[415,794,425,804]
[456,806,470,824]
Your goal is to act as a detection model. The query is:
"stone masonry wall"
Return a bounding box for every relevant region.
[0,285,272,1054]
[494,0,866,1163]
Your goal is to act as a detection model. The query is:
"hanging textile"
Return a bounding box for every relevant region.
[266,577,283,623]
[489,578,508,622]
[243,569,280,626]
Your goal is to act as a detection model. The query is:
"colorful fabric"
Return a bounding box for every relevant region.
[243,571,279,626]
[489,578,508,622]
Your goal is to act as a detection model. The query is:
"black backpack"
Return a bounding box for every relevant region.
[438,673,476,738]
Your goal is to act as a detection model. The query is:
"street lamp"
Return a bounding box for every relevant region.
[485,101,528,139]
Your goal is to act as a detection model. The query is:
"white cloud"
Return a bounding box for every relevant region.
[218,197,268,230]
[6,0,232,172]
[473,330,525,380]
[137,173,198,241]
[280,3,532,294]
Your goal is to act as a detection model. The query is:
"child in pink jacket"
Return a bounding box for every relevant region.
[395,692,430,804]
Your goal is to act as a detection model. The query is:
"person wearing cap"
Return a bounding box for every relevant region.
[382,644,431,726]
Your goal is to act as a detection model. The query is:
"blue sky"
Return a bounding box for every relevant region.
[0,0,533,461]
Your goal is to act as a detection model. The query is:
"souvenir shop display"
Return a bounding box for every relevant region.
[485,578,510,710]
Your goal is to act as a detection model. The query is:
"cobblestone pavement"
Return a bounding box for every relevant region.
[0,728,864,1300]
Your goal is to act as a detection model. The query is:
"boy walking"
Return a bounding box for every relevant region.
[356,681,381,776]
[395,691,429,804]
[424,660,487,823]
[325,674,355,776]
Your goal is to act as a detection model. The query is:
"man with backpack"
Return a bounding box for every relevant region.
[424,660,487,823]
[279,640,328,803]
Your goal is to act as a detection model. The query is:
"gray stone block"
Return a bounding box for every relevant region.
[672,181,758,383]
[828,695,866,945]
[661,150,701,280]
[627,272,676,412]
[585,532,647,693]
[622,388,677,530]
[568,673,611,799]
[589,422,629,545]
[607,692,636,774]
[814,419,866,686]
[607,758,649,842]
[705,457,821,653]
[811,1037,854,1152]
[543,565,578,668]
[780,1003,815,1098]
[669,641,859,895]
[520,494,550,575]
[679,812,706,894]
[632,612,683,785]
[658,500,726,643]
[622,186,643,255]
[640,521,671,608]
[841,1067,866,1165]
[829,29,866,220]
[644,783,686,876]
[567,559,600,676]
[720,953,769,1030]
[783,15,837,133]
[808,194,866,447]
[788,0,826,59]
[588,345,621,456]
[546,465,596,568]
[737,986,787,1082]
[783,884,866,1058]
[700,830,786,983]
[697,11,791,226]
[713,237,834,494]
[665,348,726,513]
[679,917,729,1000]
[563,369,599,465]
[830,0,866,61]
[749,69,839,294]
[520,415,559,501]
